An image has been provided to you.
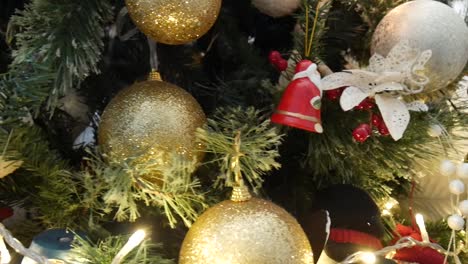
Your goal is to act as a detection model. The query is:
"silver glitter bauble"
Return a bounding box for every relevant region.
[179,197,313,264]
[371,0,468,93]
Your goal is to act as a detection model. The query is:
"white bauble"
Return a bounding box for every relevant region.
[427,124,443,137]
[449,179,465,195]
[371,0,468,93]
[457,163,468,179]
[252,0,301,17]
[458,200,468,217]
[447,214,465,231]
[440,160,457,177]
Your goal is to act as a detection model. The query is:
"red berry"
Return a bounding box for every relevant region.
[378,122,390,136]
[276,59,288,71]
[325,88,344,101]
[355,98,375,110]
[0,207,13,220]
[371,114,383,127]
[353,124,372,143]
[268,50,282,64]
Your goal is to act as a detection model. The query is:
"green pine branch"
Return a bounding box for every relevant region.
[4,0,113,113]
[68,233,174,264]
[294,0,333,62]
[197,106,284,192]
[86,150,208,228]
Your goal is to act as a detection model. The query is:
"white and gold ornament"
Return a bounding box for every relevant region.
[322,41,432,140]
[252,0,301,17]
[371,0,468,93]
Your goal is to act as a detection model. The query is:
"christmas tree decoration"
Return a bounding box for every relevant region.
[448,179,465,195]
[371,0,468,93]
[179,188,313,263]
[354,98,374,111]
[180,132,312,264]
[302,185,387,264]
[457,163,468,178]
[440,160,457,177]
[21,229,79,264]
[377,122,389,137]
[271,60,323,133]
[0,156,22,178]
[371,114,383,128]
[447,214,465,231]
[391,224,444,264]
[110,230,146,264]
[352,124,371,143]
[324,88,344,101]
[125,0,222,45]
[252,0,301,18]
[427,124,444,137]
[458,200,468,216]
[268,51,288,72]
[98,76,206,166]
[322,41,432,141]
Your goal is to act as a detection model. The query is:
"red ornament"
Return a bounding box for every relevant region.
[354,98,375,110]
[276,59,288,71]
[378,122,390,136]
[352,124,371,143]
[271,60,323,133]
[0,207,13,221]
[268,50,282,64]
[392,224,444,264]
[325,87,344,101]
[371,114,383,127]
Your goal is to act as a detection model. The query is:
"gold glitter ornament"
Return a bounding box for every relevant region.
[125,0,222,45]
[179,190,314,264]
[98,79,206,165]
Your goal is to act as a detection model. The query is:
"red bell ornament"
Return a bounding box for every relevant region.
[271,60,323,133]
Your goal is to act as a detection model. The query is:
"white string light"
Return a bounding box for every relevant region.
[110,230,146,264]
[337,236,462,264]
[0,223,51,264]
[0,236,11,264]
[415,214,429,243]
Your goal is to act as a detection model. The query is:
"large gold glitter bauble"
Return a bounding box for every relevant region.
[371,0,468,93]
[98,80,206,163]
[179,197,314,264]
[125,0,222,45]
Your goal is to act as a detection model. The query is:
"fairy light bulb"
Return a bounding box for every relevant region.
[110,230,146,264]
[415,214,430,243]
[360,252,376,264]
[0,236,11,264]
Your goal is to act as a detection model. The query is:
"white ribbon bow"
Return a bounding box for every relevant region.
[321,41,432,141]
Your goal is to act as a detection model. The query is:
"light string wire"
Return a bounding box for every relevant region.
[337,236,463,264]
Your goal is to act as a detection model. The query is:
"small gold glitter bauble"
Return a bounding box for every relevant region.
[98,80,206,164]
[371,0,468,93]
[179,197,314,264]
[125,0,222,45]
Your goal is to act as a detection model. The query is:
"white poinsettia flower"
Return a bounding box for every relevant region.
[321,41,432,141]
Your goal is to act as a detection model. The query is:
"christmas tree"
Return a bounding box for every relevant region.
[0,0,467,263]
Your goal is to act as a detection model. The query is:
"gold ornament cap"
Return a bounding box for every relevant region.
[230,184,252,202]
[148,69,161,81]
